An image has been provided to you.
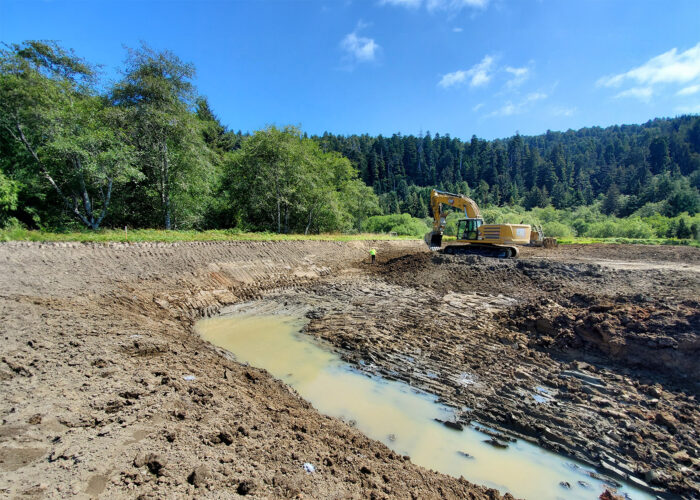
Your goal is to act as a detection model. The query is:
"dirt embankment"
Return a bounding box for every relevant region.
[1,240,512,499]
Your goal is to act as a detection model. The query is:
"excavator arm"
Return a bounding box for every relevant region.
[426,189,482,248]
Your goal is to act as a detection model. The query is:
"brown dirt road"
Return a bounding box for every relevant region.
[1,241,698,498]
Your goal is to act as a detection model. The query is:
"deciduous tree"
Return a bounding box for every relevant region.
[0,41,137,229]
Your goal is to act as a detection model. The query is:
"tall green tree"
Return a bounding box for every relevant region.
[112,44,213,229]
[0,41,137,229]
[227,126,305,233]
[648,137,670,174]
[226,126,380,234]
[602,183,621,215]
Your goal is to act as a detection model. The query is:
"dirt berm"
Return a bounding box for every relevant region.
[1,241,698,498]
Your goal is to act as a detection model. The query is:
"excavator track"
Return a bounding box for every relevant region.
[442,243,519,259]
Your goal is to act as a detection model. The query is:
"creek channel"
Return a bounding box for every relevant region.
[196,303,654,500]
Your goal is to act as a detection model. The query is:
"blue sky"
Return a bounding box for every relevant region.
[1,0,699,140]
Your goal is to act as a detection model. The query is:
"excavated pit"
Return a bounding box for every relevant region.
[0,241,698,498]
[196,301,653,499]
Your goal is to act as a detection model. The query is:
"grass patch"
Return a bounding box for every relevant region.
[2,228,696,247]
[0,227,422,243]
[436,235,698,247]
[556,237,699,247]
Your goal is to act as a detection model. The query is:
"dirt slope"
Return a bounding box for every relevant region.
[0,241,506,499]
[300,245,699,497]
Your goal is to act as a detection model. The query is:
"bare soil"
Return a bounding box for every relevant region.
[1,241,698,498]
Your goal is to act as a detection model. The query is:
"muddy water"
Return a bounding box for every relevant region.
[196,311,653,500]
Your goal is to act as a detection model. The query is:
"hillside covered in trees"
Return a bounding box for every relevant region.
[315,118,700,221]
[1,41,699,240]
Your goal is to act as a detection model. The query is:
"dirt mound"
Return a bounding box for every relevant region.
[507,294,700,394]
[520,243,700,264]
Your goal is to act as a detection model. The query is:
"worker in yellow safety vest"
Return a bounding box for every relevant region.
[369,248,376,264]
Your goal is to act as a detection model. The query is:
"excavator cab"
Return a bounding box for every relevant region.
[457,219,483,241]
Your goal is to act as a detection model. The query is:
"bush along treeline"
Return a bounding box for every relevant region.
[1,41,699,241]
[440,204,700,242]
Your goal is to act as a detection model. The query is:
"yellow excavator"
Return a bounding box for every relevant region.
[425,189,557,258]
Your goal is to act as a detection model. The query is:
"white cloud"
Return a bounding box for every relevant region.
[487,92,547,117]
[551,106,577,117]
[675,103,700,114]
[340,27,379,65]
[427,0,489,10]
[439,55,495,88]
[381,0,489,11]
[469,56,494,86]
[614,86,653,102]
[677,84,700,96]
[526,92,547,102]
[439,70,467,88]
[472,102,485,112]
[504,65,529,89]
[452,27,463,33]
[379,0,421,7]
[597,42,700,102]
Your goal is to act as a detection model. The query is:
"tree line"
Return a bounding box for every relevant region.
[314,118,700,222]
[1,41,699,236]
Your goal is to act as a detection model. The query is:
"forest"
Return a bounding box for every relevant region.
[1,41,699,241]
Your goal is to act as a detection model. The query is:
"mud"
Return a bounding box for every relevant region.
[0,241,698,498]
[196,308,653,500]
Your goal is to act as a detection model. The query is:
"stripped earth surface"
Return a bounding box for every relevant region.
[0,241,698,498]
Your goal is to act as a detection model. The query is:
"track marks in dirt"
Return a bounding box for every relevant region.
[1,241,510,499]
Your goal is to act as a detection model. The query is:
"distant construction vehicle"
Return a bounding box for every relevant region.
[425,189,557,258]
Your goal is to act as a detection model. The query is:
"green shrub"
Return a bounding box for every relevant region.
[482,206,538,226]
[531,206,560,223]
[571,218,588,236]
[363,213,430,236]
[542,221,575,238]
[584,217,654,238]
[633,201,670,218]
[618,217,655,238]
[443,212,462,236]
[0,171,19,226]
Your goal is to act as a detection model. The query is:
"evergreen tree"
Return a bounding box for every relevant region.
[602,184,621,215]
[648,137,670,174]
[676,218,692,239]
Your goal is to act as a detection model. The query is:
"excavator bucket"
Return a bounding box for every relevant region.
[530,225,557,248]
[543,237,558,248]
[425,231,442,249]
